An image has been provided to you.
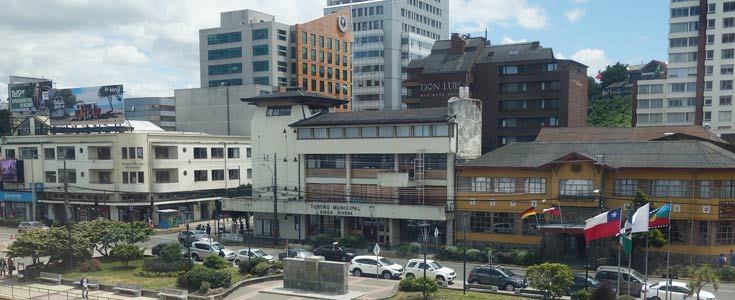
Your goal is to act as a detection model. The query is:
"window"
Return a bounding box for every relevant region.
[328,128,343,139]
[319,51,324,62]
[194,170,208,182]
[709,3,717,13]
[707,65,714,75]
[246,148,251,158]
[492,213,515,234]
[727,2,735,13]
[298,128,312,139]
[313,128,327,139]
[19,147,38,159]
[413,125,430,137]
[724,33,735,44]
[723,49,735,59]
[247,168,252,178]
[122,171,144,184]
[716,221,735,245]
[432,125,449,137]
[501,66,518,75]
[193,147,207,159]
[253,76,270,86]
[56,146,75,160]
[493,178,515,193]
[44,148,55,160]
[207,47,242,60]
[207,32,241,45]
[211,148,224,159]
[252,44,268,56]
[523,214,545,234]
[396,126,411,137]
[58,169,76,183]
[266,106,291,116]
[208,63,242,75]
[560,179,594,197]
[319,36,324,48]
[525,178,546,194]
[722,181,735,198]
[306,154,346,169]
[227,148,240,159]
[651,180,689,198]
[614,179,638,197]
[211,169,225,181]
[708,19,716,29]
[351,154,395,169]
[726,17,735,28]
[228,169,239,180]
[721,96,733,106]
[208,78,242,87]
[709,34,715,45]
[361,127,377,138]
[471,177,490,192]
[253,61,269,72]
[699,180,712,198]
[378,126,394,138]
[45,171,56,183]
[720,111,732,122]
[707,50,714,60]
[722,80,734,90]
[345,127,360,138]
[723,64,735,75]
[252,28,268,40]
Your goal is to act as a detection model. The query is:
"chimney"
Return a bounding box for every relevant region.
[459,86,469,99]
[450,33,466,55]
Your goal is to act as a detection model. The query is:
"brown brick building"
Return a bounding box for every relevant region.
[295,10,352,110]
[405,34,588,152]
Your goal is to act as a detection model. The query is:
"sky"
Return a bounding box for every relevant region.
[0,0,668,101]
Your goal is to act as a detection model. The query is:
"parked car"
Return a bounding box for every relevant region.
[178,230,211,246]
[234,248,276,264]
[349,255,403,279]
[569,273,600,295]
[279,248,314,261]
[313,243,356,262]
[403,259,456,283]
[187,241,235,261]
[467,265,527,292]
[642,280,716,300]
[18,221,49,234]
[595,265,646,296]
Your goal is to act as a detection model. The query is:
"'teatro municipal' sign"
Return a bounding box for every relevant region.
[310,203,362,216]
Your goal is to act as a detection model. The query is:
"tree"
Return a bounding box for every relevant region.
[587,95,632,127]
[631,190,667,249]
[203,254,228,269]
[587,77,602,100]
[110,243,144,268]
[526,263,573,300]
[600,62,629,89]
[97,85,122,114]
[590,284,616,300]
[8,227,92,267]
[160,243,183,263]
[687,265,719,300]
[75,220,154,257]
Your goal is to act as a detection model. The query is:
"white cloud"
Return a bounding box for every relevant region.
[564,8,586,23]
[571,48,612,76]
[500,36,528,44]
[449,0,548,33]
[573,0,589,4]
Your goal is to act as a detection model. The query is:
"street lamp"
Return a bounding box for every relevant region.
[419,222,430,300]
[369,205,375,243]
[462,212,470,295]
[185,210,192,268]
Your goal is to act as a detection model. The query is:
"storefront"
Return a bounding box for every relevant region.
[0,191,33,220]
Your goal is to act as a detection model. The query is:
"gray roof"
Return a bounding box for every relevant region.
[290,107,452,127]
[406,37,486,74]
[241,89,348,106]
[462,141,735,169]
[477,42,554,64]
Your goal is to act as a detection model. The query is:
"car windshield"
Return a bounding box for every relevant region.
[211,244,224,251]
[630,269,646,282]
[497,268,514,277]
[254,250,267,256]
[429,262,443,269]
[587,277,600,285]
[379,258,394,266]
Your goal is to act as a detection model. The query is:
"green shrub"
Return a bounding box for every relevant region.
[79,258,103,272]
[198,281,210,294]
[181,265,234,290]
[339,234,367,249]
[527,263,573,300]
[591,284,616,300]
[160,243,182,263]
[718,265,735,281]
[203,254,227,269]
[398,277,439,293]
[398,244,411,256]
[512,250,540,266]
[134,267,185,278]
[252,262,271,277]
[571,288,592,300]
[616,295,636,300]
[437,246,459,260]
[409,242,422,254]
[110,243,143,268]
[272,261,284,270]
[466,249,487,262]
[176,274,189,289]
[238,257,268,275]
[311,234,335,248]
[495,251,514,264]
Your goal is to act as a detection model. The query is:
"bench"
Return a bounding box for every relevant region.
[74,278,100,290]
[158,287,188,300]
[38,272,62,285]
[113,282,142,297]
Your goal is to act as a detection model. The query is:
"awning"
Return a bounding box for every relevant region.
[538,224,585,234]
[156,209,179,213]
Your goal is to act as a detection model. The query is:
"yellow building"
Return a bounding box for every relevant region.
[456,140,735,263]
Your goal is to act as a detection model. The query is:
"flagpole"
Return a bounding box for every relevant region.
[665,202,672,300]
[558,203,564,225]
[616,205,623,296]
[627,234,632,296]
[644,231,649,296]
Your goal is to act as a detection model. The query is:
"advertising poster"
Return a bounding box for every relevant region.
[9,80,53,112]
[0,160,18,182]
[48,84,124,126]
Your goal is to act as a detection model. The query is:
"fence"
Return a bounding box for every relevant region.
[0,281,131,300]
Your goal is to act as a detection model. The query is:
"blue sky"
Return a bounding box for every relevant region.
[450,0,669,75]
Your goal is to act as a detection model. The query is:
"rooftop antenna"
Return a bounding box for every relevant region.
[484,28,487,42]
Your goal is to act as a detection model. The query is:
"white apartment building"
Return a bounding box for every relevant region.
[1,121,252,226]
[324,0,449,110]
[222,88,481,246]
[636,0,735,137]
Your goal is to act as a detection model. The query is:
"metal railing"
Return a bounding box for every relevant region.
[0,281,131,300]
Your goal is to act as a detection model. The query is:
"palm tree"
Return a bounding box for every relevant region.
[687,265,719,300]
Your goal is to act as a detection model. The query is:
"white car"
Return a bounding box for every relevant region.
[188,241,236,261]
[403,259,456,283]
[349,255,403,279]
[642,281,715,300]
[234,248,275,264]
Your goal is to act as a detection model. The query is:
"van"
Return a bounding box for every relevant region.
[594,265,646,296]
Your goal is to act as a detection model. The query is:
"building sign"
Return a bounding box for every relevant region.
[49,84,125,126]
[337,15,349,33]
[419,81,464,98]
[310,203,362,216]
[0,160,19,182]
[721,201,735,218]
[0,191,33,203]
[9,80,53,113]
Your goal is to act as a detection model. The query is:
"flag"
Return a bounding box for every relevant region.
[620,209,633,254]
[584,208,622,242]
[595,70,602,80]
[520,207,537,220]
[631,203,650,233]
[649,203,671,228]
[543,205,561,216]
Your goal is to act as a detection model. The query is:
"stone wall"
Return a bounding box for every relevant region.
[283,256,348,295]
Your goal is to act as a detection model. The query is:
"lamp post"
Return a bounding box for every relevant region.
[185,210,192,267]
[462,212,469,295]
[419,222,430,300]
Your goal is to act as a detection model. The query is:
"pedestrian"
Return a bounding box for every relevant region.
[80,274,89,299]
[7,258,14,277]
[240,221,244,235]
[730,249,735,267]
[206,223,211,236]
[718,253,727,268]
[0,258,6,277]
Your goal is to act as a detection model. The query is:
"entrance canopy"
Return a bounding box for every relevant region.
[538,224,585,234]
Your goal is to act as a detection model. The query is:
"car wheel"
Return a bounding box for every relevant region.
[353,269,362,277]
[505,283,515,291]
[406,273,415,279]
[192,253,200,261]
[382,271,392,280]
[471,280,480,285]
[234,259,240,265]
[436,276,445,283]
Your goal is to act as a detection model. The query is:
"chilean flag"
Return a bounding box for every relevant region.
[543,205,561,216]
[584,208,622,243]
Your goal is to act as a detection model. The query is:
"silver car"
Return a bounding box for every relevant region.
[18,221,49,234]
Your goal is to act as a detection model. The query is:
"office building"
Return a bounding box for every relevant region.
[199,9,351,106]
[405,35,589,152]
[634,0,735,139]
[124,97,176,131]
[324,0,449,110]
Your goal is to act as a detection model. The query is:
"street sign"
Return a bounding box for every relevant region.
[373,243,380,256]
[434,227,439,239]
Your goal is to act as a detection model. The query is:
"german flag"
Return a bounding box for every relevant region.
[520,207,537,219]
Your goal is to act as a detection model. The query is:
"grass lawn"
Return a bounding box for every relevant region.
[391,289,532,300]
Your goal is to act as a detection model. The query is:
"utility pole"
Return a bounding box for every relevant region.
[273,152,279,245]
[63,158,72,272]
[30,154,36,221]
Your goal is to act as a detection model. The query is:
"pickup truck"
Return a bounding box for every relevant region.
[187,241,235,261]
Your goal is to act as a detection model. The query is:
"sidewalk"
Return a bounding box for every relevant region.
[0,278,156,300]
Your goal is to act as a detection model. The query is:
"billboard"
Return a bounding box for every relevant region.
[9,80,53,112]
[49,84,124,125]
[0,160,18,182]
